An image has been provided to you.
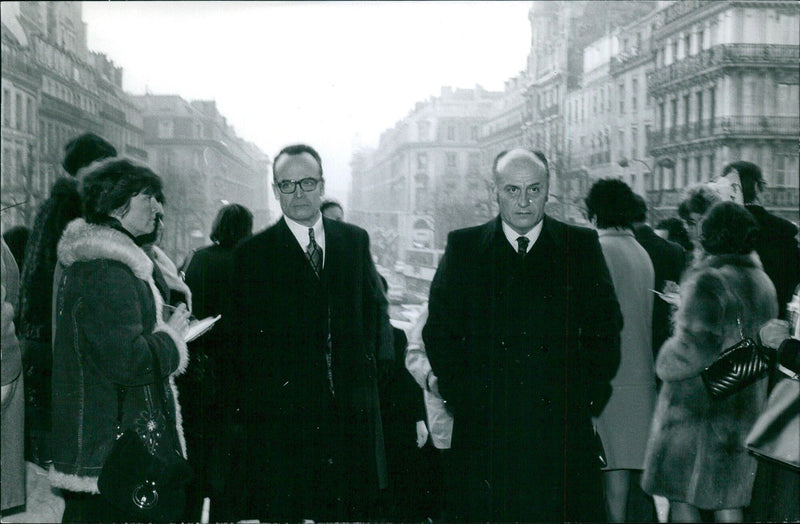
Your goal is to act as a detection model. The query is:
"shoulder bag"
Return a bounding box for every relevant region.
[701,317,771,400]
[97,346,193,522]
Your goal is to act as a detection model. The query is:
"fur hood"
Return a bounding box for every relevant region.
[57,218,188,375]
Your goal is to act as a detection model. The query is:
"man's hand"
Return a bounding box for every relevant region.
[415,420,429,448]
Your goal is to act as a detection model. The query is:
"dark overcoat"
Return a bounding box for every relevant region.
[228,217,388,521]
[634,223,687,355]
[423,216,622,522]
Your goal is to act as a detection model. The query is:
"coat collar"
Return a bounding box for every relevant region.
[477,215,568,254]
[58,218,153,280]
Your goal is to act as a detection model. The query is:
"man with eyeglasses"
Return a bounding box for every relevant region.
[226,144,390,522]
[423,148,622,521]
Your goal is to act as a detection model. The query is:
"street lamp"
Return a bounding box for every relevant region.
[618,157,652,172]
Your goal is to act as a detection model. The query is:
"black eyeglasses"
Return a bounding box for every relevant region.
[275,177,322,194]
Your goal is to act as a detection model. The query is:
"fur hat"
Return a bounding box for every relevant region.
[62,133,117,176]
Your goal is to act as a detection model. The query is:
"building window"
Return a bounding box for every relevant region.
[695,156,703,183]
[416,152,428,171]
[158,120,173,139]
[618,130,625,161]
[659,103,665,131]
[670,40,678,63]
[446,152,457,168]
[3,89,10,126]
[683,94,691,125]
[470,126,478,141]
[708,152,715,180]
[418,121,430,141]
[15,93,22,130]
[671,99,678,129]
[698,29,705,51]
[619,83,625,114]
[632,78,638,112]
[631,126,638,159]
[682,157,690,188]
[447,126,455,141]
[684,33,691,56]
[696,91,704,123]
[709,87,716,120]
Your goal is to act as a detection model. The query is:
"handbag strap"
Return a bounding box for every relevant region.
[736,315,745,340]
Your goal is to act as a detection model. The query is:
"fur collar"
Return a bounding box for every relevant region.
[58,218,153,279]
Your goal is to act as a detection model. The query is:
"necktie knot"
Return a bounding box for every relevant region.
[516,236,529,257]
[306,227,322,277]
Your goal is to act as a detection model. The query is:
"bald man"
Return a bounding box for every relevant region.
[423,148,622,521]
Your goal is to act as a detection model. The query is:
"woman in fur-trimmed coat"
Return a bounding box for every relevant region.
[49,158,191,522]
[641,202,778,523]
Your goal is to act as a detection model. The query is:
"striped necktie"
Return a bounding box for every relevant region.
[516,236,529,258]
[306,227,322,278]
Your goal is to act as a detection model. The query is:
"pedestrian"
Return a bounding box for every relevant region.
[641,201,776,522]
[632,194,687,358]
[724,161,800,319]
[2,225,30,273]
[404,303,451,520]
[179,203,253,522]
[226,144,390,521]
[585,179,657,523]
[320,199,344,221]
[18,132,116,469]
[423,148,623,521]
[2,236,25,516]
[50,158,191,522]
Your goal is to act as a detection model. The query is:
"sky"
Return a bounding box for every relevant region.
[82,1,532,205]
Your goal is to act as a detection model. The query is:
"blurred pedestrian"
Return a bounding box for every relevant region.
[375,276,433,521]
[2,225,30,274]
[50,158,190,522]
[18,132,116,469]
[404,303,451,520]
[725,160,800,319]
[2,236,25,516]
[227,144,390,521]
[423,148,622,521]
[585,179,656,523]
[642,201,777,522]
[180,203,253,522]
[320,199,344,221]
[632,194,687,358]
[677,184,720,247]
[655,217,693,255]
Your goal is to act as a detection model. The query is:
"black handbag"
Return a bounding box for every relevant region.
[98,346,192,522]
[701,317,770,400]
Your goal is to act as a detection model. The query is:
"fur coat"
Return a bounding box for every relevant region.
[49,219,188,494]
[641,252,778,509]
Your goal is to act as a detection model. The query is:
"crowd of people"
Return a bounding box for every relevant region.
[1,133,798,523]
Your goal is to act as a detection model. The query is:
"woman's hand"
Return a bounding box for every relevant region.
[166,303,191,337]
[759,319,791,350]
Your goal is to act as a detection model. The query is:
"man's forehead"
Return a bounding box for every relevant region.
[274,152,320,178]
[496,149,547,176]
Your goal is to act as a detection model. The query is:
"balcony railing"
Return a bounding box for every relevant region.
[661,0,706,27]
[647,116,799,149]
[648,44,799,90]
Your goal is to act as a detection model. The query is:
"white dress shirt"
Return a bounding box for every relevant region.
[501,219,543,253]
[284,214,326,266]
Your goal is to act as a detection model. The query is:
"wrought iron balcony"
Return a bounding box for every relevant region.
[647,116,799,149]
[648,44,799,91]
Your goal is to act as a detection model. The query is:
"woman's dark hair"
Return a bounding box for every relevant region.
[79,158,163,225]
[210,203,253,248]
[584,178,636,229]
[677,185,720,222]
[699,201,759,256]
[656,217,693,252]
